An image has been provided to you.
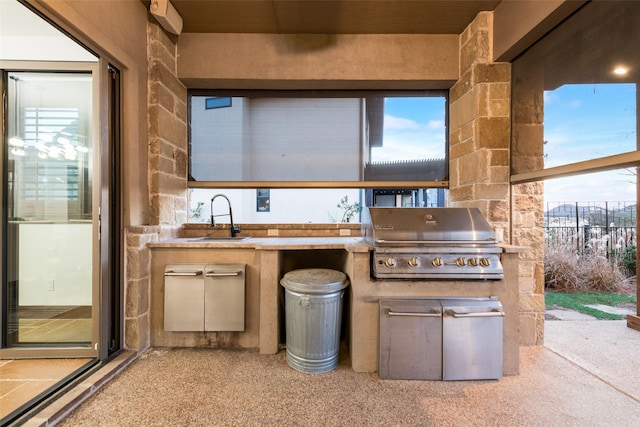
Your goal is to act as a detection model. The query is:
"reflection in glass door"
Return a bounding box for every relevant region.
[5,69,97,355]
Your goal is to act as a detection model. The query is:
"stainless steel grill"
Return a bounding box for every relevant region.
[361,207,503,279]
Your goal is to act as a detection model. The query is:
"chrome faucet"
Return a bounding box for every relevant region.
[210,194,241,237]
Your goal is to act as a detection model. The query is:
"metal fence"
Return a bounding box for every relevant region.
[545,202,636,255]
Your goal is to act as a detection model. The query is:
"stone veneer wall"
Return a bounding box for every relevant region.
[448,12,510,234]
[147,22,189,232]
[511,57,546,346]
[512,181,545,345]
[124,227,158,350]
[124,18,187,351]
[449,12,543,345]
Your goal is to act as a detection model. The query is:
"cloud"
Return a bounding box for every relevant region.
[383,114,420,130]
[373,119,446,162]
[544,92,559,104]
[544,171,635,203]
[427,119,444,130]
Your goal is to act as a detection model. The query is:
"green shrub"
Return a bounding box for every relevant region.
[621,244,636,274]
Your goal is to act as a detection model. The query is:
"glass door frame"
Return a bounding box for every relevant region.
[1,59,105,359]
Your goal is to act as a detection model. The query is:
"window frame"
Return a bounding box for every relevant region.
[187,89,450,190]
[510,1,640,185]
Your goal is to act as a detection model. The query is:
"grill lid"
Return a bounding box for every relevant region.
[361,207,497,245]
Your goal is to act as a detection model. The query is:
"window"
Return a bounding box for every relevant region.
[187,90,448,223]
[544,83,636,168]
[188,90,448,185]
[205,97,232,109]
[511,1,639,185]
[256,189,270,212]
[7,74,93,221]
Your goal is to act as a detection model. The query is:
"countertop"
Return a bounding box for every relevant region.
[148,236,526,254]
[148,236,372,252]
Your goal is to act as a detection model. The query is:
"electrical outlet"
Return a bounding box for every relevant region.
[47,279,55,291]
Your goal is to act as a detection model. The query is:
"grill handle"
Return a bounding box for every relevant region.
[445,309,505,318]
[385,309,441,318]
[164,271,203,277]
[374,239,497,246]
[205,271,242,277]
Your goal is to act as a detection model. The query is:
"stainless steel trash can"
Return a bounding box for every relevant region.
[280,269,349,374]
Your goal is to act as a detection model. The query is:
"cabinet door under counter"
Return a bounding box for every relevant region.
[164,264,246,332]
[204,264,246,331]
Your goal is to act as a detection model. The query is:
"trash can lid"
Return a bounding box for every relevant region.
[280,268,349,293]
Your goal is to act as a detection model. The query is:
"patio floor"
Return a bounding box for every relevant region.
[23,318,638,427]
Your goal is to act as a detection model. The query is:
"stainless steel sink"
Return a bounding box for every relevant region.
[189,236,251,242]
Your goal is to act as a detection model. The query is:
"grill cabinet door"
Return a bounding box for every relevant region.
[378,299,443,380]
[442,298,504,380]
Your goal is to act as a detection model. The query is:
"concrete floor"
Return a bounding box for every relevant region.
[30,319,639,427]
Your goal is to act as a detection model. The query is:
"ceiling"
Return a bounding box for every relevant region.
[168,0,502,34]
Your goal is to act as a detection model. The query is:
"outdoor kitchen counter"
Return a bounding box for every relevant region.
[149,237,524,253]
[148,237,369,355]
[498,243,529,253]
[348,245,525,376]
[149,238,525,376]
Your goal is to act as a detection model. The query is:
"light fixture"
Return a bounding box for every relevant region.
[9,137,24,147]
[64,148,77,160]
[11,147,26,156]
[48,146,61,158]
[613,65,629,76]
[150,0,183,35]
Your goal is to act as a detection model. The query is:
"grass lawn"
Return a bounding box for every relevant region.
[545,291,637,320]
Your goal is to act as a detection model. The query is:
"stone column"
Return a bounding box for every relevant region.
[124,227,158,351]
[449,12,510,236]
[123,18,188,352]
[147,19,188,238]
[449,12,545,346]
[511,58,546,345]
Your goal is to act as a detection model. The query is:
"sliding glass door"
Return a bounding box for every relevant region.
[2,63,100,357]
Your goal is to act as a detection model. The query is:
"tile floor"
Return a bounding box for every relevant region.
[17,319,92,343]
[1,312,94,422]
[0,358,93,420]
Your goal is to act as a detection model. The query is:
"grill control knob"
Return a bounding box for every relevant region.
[479,258,491,267]
[431,257,443,267]
[384,257,396,267]
[408,257,419,267]
[455,257,466,267]
[468,258,478,267]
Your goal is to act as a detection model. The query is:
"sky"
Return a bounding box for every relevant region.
[380,85,637,204]
[374,96,446,162]
[543,83,636,203]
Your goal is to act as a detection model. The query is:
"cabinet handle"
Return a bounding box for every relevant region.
[165,271,203,276]
[205,271,242,277]
[385,309,441,318]
[445,309,505,318]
